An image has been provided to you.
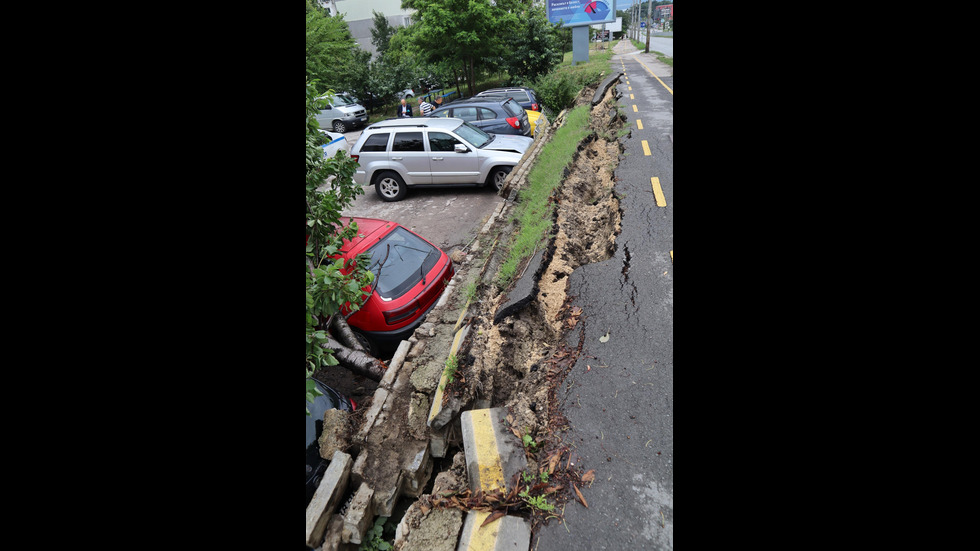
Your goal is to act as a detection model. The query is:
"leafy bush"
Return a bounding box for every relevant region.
[529,71,578,112]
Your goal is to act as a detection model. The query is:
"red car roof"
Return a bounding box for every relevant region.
[338,217,396,251]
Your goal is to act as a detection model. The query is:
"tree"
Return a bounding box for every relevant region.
[401,0,519,96]
[305,80,377,414]
[306,2,357,92]
[499,4,563,85]
[370,10,396,58]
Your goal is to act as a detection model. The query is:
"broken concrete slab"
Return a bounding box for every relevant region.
[456,510,531,551]
[427,324,471,429]
[493,247,546,325]
[379,340,413,391]
[592,71,624,106]
[400,443,433,498]
[394,502,463,551]
[341,482,375,544]
[317,408,351,460]
[306,451,352,548]
[320,513,346,551]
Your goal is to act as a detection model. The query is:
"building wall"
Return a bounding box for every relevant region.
[334,0,415,58]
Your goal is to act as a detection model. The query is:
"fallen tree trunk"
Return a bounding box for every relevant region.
[329,314,365,353]
[323,336,386,381]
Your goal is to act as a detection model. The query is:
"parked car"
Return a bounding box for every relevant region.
[526,110,548,138]
[318,129,348,159]
[306,379,356,506]
[476,87,542,112]
[397,88,415,99]
[338,217,455,353]
[315,93,369,133]
[350,117,534,201]
[428,96,531,137]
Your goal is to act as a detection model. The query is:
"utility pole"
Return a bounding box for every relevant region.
[645,0,651,53]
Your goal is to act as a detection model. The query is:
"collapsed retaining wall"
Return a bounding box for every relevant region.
[307,75,626,550]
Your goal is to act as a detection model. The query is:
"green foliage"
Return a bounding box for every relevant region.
[358,516,392,551]
[370,10,396,57]
[400,0,520,95]
[306,6,357,88]
[306,80,373,414]
[528,71,578,113]
[496,105,590,289]
[522,433,539,452]
[501,5,564,86]
[519,490,555,512]
[439,354,459,391]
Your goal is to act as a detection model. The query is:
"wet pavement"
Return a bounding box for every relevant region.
[533,39,674,550]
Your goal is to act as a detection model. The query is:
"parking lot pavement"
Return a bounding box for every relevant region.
[343,128,363,147]
[343,184,503,254]
[335,123,502,256]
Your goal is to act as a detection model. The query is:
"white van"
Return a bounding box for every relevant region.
[315,93,369,133]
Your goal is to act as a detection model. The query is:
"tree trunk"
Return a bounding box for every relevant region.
[330,314,365,353]
[324,336,386,381]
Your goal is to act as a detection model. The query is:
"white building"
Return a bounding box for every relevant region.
[320,0,415,59]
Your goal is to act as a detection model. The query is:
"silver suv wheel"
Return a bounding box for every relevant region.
[489,166,512,191]
[375,172,407,202]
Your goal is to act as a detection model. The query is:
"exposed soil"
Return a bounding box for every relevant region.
[462,84,625,449]
[423,85,627,530]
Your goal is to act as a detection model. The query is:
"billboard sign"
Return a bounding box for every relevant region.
[546,0,616,28]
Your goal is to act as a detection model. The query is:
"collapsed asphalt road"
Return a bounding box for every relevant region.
[533,40,673,550]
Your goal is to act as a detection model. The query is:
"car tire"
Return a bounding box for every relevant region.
[333,120,347,133]
[375,171,408,202]
[488,166,512,191]
[353,330,379,357]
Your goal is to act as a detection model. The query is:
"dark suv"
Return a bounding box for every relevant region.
[476,87,541,112]
[428,96,531,137]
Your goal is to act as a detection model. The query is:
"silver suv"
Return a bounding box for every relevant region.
[350,117,534,202]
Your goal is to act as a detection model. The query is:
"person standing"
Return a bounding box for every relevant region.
[396,98,413,118]
[418,97,434,116]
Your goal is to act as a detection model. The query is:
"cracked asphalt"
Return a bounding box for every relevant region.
[534,40,674,550]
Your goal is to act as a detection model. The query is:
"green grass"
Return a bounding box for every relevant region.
[496,104,591,289]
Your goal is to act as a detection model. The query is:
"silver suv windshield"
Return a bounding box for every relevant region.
[454,121,492,148]
[333,94,356,106]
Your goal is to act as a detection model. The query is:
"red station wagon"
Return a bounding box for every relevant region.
[338,217,454,353]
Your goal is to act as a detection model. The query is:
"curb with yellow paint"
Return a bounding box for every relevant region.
[427,324,471,428]
[459,407,527,495]
[456,510,531,551]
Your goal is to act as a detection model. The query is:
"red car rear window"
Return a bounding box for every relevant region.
[365,227,440,300]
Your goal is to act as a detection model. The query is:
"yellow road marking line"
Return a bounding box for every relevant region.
[651,177,666,206]
[670,250,673,262]
[470,410,505,493]
[464,511,501,551]
[628,86,632,91]
[630,94,634,100]
[636,119,643,130]
[642,140,651,156]
[632,105,638,112]
[634,58,673,95]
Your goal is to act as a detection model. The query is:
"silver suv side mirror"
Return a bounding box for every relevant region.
[454,144,469,153]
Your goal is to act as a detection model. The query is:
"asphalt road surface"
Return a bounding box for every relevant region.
[534,40,674,550]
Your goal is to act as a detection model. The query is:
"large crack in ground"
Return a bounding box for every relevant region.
[466,84,625,453]
[420,84,628,533]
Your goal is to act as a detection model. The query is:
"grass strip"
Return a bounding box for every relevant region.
[496,104,591,289]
